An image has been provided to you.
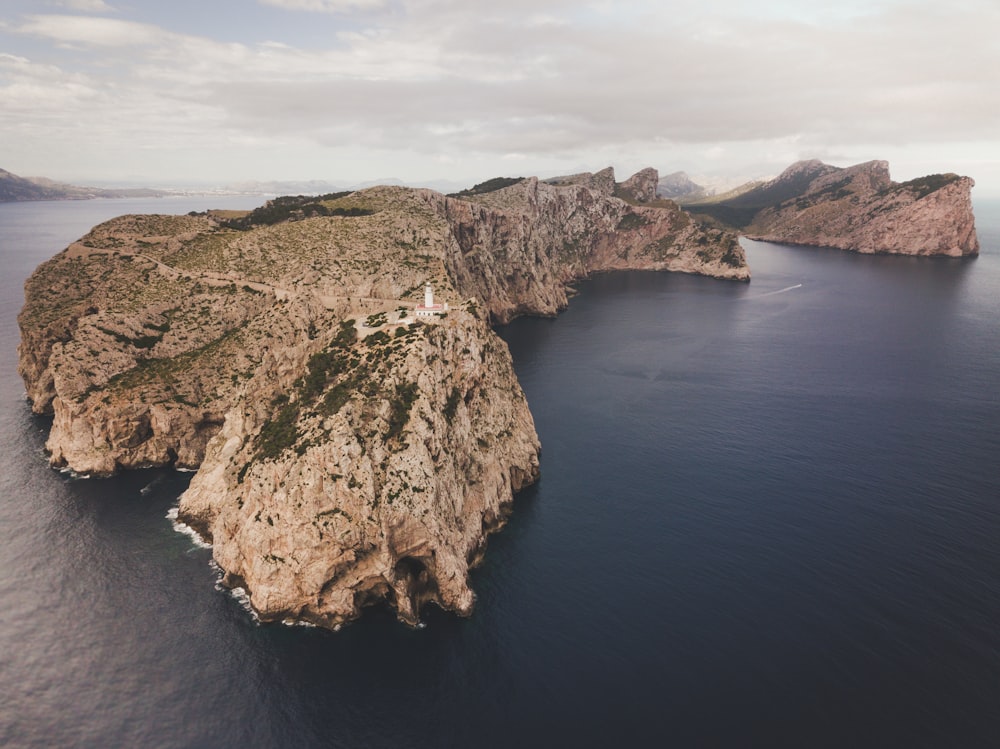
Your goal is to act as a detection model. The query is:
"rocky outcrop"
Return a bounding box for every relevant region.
[542,167,617,195]
[19,170,746,627]
[689,160,979,256]
[614,167,659,203]
[179,310,538,627]
[423,170,748,324]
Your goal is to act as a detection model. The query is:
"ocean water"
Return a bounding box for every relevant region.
[1,196,999,748]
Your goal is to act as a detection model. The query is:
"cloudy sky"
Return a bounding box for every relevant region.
[1,0,998,193]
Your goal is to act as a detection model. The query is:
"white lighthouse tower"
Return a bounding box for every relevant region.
[415,281,448,317]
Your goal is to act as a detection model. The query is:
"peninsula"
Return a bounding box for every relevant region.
[18,168,748,628]
[0,167,168,202]
[682,160,979,256]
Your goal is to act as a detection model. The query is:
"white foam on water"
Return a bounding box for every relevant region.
[58,466,91,480]
[281,618,318,629]
[166,506,212,549]
[209,560,261,623]
[140,476,163,496]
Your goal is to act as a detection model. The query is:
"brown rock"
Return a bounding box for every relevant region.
[741,160,979,256]
[179,311,539,627]
[18,177,747,626]
[615,167,660,203]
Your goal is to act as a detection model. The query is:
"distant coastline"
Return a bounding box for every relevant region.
[0,167,465,204]
[0,167,173,203]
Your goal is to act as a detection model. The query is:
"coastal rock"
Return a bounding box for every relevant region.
[19,172,746,626]
[747,161,979,256]
[689,159,979,256]
[179,311,538,627]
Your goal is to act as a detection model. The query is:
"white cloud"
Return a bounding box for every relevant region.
[2,0,999,188]
[17,15,164,47]
[257,0,386,12]
[55,0,115,12]
[0,51,98,115]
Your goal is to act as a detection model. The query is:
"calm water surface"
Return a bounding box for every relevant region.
[1,197,999,748]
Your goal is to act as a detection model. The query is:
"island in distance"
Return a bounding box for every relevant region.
[17,159,979,629]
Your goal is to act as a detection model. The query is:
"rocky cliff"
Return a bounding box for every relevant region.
[748,161,978,256]
[427,171,748,324]
[179,309,539,627]
[19,169,747,627]
[687,160,979,256]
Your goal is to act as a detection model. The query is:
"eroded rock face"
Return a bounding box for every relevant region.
[423,171,748,324]
[178,311,538,627]
[18,171,746,626]
[742,160,979,256]
[615,167,659,203]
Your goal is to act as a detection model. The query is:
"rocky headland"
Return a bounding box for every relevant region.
[18,168,748,628]
[0,167,167,202]
[685,159,979,256]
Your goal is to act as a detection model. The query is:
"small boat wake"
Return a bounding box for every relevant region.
[749,283,803,299]
[140,475,164,496]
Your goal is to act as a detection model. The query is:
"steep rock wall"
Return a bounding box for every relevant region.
[178,311,538,627]
[423,174,748,324]
[742,161,979,256]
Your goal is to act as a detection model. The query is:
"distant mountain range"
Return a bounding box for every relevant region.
[0,167,475,203]
[220,177,469,196]
[656,171,769,203]
[0,168,170,202]
[1,165,772,206]
[4,161,976,258]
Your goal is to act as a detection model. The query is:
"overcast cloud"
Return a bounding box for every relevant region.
[1,0,998,192]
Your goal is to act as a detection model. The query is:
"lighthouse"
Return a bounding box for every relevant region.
[415,281,448,317]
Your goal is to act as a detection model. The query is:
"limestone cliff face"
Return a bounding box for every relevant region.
[422,170,749,324]
[543,166,617,194]
[716,160,979,256]
[18,172,746,626]
[178,310,538,627]
[615,167,660,203]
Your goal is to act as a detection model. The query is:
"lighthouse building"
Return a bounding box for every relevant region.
[414,282,448,317]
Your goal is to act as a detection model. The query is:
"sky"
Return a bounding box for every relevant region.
[1,0,999,194]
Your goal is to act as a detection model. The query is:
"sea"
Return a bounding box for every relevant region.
[1,195,998,748]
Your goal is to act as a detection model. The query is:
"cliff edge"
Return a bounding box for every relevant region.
[687,160,979,256]
[18,169,747,627]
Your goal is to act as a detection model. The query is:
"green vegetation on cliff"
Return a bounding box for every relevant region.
[888,173,961,200]
[223,192,374,229]
[684,164,835,229]
[447,177,525,199]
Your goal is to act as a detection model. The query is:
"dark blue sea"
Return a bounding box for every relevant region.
[1,195,999,748]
